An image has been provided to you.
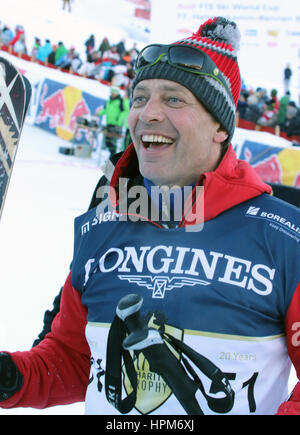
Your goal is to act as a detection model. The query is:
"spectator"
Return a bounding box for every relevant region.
[13,33,27,55]
[256,88,269,111]
[129,42,139,64]
[77,50,100,77]
[277,91,291,127]
[237,91,248,120]
[47,44,57,65]
[102,44,120,62]
[98,36,110,58]
[126,65,135,88]
[110,62,135,89]
[116,38,126,58]
[56,45,77,70]
[70,51,83,73]
[111,64,128,87]
[55,41,68,66]
[36,39,52,63]
[95,46,121,82]
[97,86,125,156]
[257,88,280,127]
[0,25,14,45]
[93,56,114,82]
[243,89,263,123]
[119,51,132,66]
[281,102,299,136]
[9,25,25,48]
[84,34,95,60]
[31,37,41,59]
[283,63,292,94]
[120,88,131,150]
[270,88,280,110]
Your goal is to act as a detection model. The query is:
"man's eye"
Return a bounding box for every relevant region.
[167,97,183,105]
[132,96,146,105]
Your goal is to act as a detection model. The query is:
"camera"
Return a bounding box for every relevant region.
[76,115,99,129]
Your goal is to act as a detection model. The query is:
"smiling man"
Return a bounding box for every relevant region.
[0,17,300,416]
[129,79,227,187]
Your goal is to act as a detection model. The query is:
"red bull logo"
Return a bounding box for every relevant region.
[36,83,66,128]
[252,155,282,184]
[278,148,300,187]
[244,144,300,187]
[69,100,90,132]
[36,82,90,141]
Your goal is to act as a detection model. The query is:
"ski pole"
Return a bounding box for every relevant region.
[116,294,204,415]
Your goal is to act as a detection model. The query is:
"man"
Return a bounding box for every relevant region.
[62,0,71,12]
[55,41,68,66]
[0,17,300,415]
[284,64,292,94]
[97,86,125,156]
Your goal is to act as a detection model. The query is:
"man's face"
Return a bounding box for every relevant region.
[128,79,226,187]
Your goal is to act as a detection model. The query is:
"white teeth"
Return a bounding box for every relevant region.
[142,134,173,144]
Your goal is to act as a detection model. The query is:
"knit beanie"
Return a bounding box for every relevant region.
[131,16,241,146]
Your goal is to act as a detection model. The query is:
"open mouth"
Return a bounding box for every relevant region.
[141,134,175,149]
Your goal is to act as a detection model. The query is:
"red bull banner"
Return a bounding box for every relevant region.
[240,140,300,187]
[34,79,106,144]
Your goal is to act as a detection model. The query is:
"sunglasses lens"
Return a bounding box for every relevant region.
[169,46,205,70]
[136,45,163,69]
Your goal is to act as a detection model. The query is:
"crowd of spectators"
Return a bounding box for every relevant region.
[1,21,300,144]
[0,22,139,92]
[237,83,300,139]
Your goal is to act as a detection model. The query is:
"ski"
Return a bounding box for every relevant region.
[0,56,32,221]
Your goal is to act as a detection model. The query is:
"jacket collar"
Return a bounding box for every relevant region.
[103,143,272,225]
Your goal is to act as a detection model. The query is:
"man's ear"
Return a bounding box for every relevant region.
[214,126,229,144]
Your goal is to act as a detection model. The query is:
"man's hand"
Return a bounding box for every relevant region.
[0,352,23,401]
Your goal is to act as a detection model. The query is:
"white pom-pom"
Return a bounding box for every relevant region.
[200,17,241,53]
[210,23,241,51]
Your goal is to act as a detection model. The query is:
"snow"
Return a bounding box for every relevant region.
[0,0,297,415]
[1,0,149,61]
[0,124,103,414]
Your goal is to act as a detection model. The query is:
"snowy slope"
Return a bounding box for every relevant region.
[0,124,104,414]
[1,0,149,60]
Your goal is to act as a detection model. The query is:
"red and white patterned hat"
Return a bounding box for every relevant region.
[132,17,242,146]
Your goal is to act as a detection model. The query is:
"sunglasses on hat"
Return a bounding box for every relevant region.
[135,43,231,96]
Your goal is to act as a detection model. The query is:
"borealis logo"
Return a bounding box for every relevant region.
[245,206,300,238]
[246,206,260,216]
[84,245,276,297]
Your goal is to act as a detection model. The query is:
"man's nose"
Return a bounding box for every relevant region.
[139,97,165,123]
